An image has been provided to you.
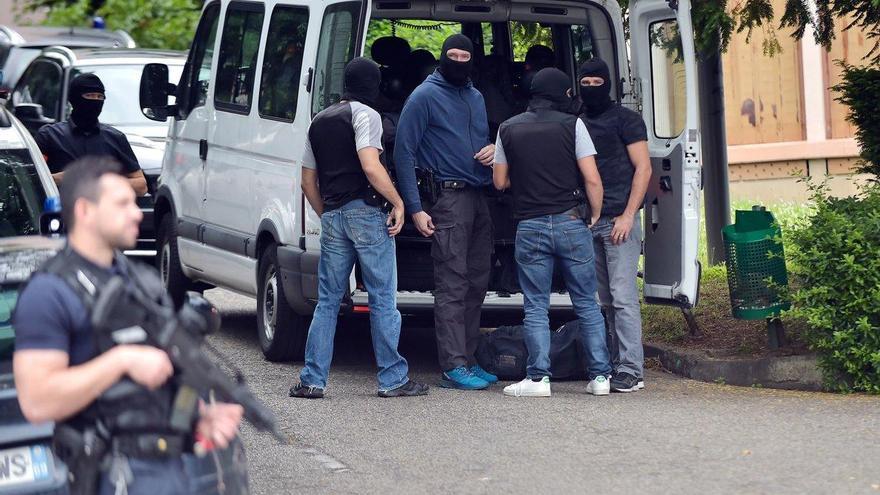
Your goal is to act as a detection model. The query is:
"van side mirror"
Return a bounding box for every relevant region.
[140,63,177,122]
[14,103,55,134]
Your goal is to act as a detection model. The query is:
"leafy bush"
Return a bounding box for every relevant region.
[834,63,880,178]
[786,181,880,393]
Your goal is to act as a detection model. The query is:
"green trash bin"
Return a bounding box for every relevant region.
[722,206,791,321]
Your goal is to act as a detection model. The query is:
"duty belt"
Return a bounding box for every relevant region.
[438,180,470,190]
[112,433,186,458]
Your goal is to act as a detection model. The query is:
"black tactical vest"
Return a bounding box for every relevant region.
[498,104,587,220]
[308,102,381,211]
[36,247,186,439]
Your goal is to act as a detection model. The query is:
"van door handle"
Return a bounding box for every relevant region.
[306,67,314,93]
[199,139,208,160]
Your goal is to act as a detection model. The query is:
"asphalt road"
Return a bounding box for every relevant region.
[203,289,880,495]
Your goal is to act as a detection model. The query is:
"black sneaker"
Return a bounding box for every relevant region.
[378,380,430,398]
[610,372,640,393]
[289,383,324,399]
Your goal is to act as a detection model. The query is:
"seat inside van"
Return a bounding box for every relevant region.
[363,1,620,295]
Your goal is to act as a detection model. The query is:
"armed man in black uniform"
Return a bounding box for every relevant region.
[34,73,148,196]
[12,157,243,494]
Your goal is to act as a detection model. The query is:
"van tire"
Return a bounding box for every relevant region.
[157,214,192,308]
[257,244,308,362]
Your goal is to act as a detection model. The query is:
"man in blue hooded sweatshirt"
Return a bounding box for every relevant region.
[394,34,498,390]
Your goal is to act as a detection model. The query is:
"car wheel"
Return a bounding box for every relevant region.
[157,214,192,308]
[257,244,308,361]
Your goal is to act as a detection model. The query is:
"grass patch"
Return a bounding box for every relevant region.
[642,200,813,357]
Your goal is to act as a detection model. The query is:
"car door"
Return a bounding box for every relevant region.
[303,0,372,254]
[629,0,702,307]
[166,1,221,270]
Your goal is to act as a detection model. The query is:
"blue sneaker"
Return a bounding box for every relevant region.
[469,364,498,384]
[439,366,490,390]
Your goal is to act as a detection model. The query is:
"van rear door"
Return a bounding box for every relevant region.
[630,0,702,308]
[303,0,373,255]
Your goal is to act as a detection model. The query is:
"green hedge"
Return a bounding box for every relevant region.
[834,63,880,177]
[786,182,880,393]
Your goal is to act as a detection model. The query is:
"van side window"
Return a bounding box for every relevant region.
[649,20,687,138]
[311,1,362,116]
[258,6,309,121]
[215,2,265,114]
[178,2,220,118]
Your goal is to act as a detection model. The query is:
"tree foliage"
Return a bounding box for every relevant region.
[23,0,202,51]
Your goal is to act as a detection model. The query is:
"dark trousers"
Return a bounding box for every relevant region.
[429,188,493,371]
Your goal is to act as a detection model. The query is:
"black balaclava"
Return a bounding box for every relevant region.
[529,67,573,112]
[68,73,105,130]
[578,58,614,117]
[342,57,381,107]
[438,34,473,87]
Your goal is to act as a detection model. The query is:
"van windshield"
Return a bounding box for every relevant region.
[0,148,46,238]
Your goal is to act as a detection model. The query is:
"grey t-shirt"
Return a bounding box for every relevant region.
[301,101,383,170]
[494,118,596,164]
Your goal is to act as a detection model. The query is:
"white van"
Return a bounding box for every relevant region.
[139,0,702,361]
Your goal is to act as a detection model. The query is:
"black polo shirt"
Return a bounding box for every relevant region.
[34,120,141,174]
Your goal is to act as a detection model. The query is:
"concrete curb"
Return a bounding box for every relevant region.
[644,343,825,391]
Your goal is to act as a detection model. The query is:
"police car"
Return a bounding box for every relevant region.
[140,0,703,361]
[0,99,68,493]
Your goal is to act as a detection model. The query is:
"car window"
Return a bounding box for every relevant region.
[258,5,309,122]
[0,148,46,238]
[12,60,63,121]
[215,2,265,113]
[72,64,184,127]
[312,1,362,116]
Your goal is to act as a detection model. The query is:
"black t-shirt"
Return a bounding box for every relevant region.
[34,120,141,174]
[579,105,648,217]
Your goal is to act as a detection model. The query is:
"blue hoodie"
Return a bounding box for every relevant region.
[393,70,492,214]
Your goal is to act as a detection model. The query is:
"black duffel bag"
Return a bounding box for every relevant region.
[476,322,587,381]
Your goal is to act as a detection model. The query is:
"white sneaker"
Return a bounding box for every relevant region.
[586,375,611,396]
[637,379,645,390]
[503,377,551,397]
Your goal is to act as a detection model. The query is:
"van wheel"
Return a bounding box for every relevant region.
[157,214,191,308]
[257,244,308,361]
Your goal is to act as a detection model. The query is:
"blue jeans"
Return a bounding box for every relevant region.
[299,200,410,392]
[515,213,612,380]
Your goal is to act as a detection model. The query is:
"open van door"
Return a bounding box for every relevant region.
[303,0,372,255]
[629,0,702,308]
[301,0,372,307]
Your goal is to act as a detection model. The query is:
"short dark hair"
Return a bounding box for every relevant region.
[59,156,125,229]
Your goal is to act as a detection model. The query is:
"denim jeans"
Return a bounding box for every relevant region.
[515,213,612,380]
[299,200,410,392]
[592,212,644,378]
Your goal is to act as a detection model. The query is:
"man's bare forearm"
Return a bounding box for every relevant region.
[623,141,652,217]
[301,181,324,216]
[364,164,404,207]
[14,347,130,423]
[586,180,603,219]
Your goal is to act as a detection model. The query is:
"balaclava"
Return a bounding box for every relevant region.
[578,58,614,117]
[529,67,573,112]
[438,34,473,87]
[68,73,105,130]
[342,57,381,107]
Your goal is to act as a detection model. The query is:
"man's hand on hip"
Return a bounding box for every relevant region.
[475,144,496,167]
[387,203,405,237]
[412,211,435,237]
[611,212,635,245]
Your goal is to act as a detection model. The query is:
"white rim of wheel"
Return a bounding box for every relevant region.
[262,266,278,342]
